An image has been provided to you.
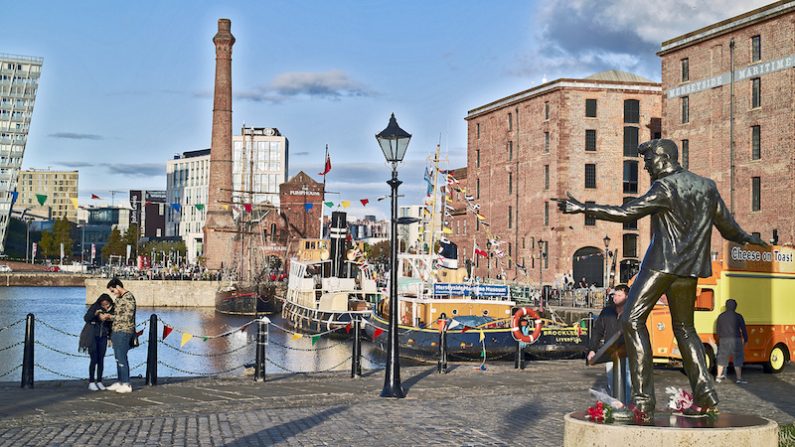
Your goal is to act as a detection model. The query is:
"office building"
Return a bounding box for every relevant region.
[17,169,78,222]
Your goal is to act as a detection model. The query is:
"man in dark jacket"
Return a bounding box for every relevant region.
[559,139,766,419]
[588,284,630,401]
[715,299,749,384]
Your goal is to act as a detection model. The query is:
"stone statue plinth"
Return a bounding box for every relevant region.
[564,411,777,446]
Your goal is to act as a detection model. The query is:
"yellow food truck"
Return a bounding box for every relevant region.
[648,242,795,373]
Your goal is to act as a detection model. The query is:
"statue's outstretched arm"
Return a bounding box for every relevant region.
[584,182,669,224]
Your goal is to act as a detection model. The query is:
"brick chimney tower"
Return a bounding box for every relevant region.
[204,18,236,272]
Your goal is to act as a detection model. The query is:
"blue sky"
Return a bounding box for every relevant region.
[5,0,769,218]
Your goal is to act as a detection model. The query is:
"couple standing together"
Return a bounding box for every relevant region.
[79,277,137,393]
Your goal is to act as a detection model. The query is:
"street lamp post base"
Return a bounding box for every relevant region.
[380,384,406,398]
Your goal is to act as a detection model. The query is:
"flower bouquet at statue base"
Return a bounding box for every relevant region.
[586,388,652,424]
[666,386,719,418]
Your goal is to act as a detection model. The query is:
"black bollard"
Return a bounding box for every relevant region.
[587,312,594,348]
[519,343,526,370]
[351,317,362,378]
[437,320,448,374]
[21,313,34,389]
[254,317,268,382]
[514,339,521,369]
[145,314,158,386]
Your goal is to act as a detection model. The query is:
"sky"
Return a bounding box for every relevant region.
[5,0,771,219]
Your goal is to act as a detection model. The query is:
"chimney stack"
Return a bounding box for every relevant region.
[204,18,236,272]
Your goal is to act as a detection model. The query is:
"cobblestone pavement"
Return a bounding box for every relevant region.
[0,360,794,446]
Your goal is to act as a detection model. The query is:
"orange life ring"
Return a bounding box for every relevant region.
[511,307,543,344]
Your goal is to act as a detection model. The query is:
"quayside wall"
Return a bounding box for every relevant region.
[84,279,221,307]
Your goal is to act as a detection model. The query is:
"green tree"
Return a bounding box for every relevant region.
[102,227,125,260]
[123,224,139,259]
[366,240,390,264]
[52,218,73,260]
[39,231,56,258]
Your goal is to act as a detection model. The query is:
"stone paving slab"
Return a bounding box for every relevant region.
[0,360,794,446]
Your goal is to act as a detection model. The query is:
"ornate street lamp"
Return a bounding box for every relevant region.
[603,234,611,288]
[376,113,411,398]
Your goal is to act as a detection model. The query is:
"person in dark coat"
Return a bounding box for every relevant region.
[587,284,631,402]
[715,299,749,384]
[79,293,113,391]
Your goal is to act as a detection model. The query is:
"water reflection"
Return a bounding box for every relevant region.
[0,287,385,382]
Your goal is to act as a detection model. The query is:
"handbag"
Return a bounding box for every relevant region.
[129,332,140,348]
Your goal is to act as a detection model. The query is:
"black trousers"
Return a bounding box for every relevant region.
[89,336,108,382]
[621,268,717,412]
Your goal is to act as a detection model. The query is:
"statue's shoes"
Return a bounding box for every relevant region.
[681,403,719,417]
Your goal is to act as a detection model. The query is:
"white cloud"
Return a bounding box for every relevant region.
[237,70,374,103]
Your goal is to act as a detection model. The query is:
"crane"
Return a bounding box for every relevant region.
[109,190,126,207]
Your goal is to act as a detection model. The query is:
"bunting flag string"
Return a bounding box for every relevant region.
[360,198,369,207]
[243,203,253,213]
[180,332,193,347]
[194,204,205,211]
[35,194,47,206]
[70,197,79,209]
[304,203,314,212]
[324,201,334,208]
[340,200,350,209]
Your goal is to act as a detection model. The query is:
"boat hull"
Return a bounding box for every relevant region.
[282,298,370,336]
[215,283,282,316]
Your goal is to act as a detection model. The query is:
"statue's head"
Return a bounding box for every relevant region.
[638,139,681,180]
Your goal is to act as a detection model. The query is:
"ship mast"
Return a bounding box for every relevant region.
[428,144,441,260]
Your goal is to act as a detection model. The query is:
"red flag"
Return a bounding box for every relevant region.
[162,325,173,340]
[373,328,384,339]
[319,145,331,176]
[475,244,488,258]
[136,330,144,337]
[91,194,101,200]
[437,320,446,333]
[461,326,471,333]
[243,203,252,213]
[360,198,369,207]
[345,323,352,334]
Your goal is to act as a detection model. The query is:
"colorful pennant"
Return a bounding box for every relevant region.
[35,194,47,206]
[162,325,173,340]
[180,332,193,347]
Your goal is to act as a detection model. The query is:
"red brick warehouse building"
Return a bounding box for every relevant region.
[457,71,662,286]
[659,0,795,257]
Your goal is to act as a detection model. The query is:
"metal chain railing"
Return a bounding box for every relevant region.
[0,318,25,333]
[157,360,245,377]
[36,319,81,338]
[0,364,21,378]
[157,340,252,358]
[265,355,352,374]
[34,363,83,379]
[35,340,118,358]
[267,338,348,352]
[0,340,23,354]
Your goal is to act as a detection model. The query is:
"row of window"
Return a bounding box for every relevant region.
[681,78,761,123]
[680,35,761,82]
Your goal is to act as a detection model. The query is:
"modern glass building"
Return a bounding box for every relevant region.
[0,53,43,252]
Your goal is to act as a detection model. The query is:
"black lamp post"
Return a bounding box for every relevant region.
[376,113,411,398]
[537,238,544,308]
[603,234,611,288]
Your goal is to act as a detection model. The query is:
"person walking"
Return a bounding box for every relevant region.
[102,277,136,394]
[587,284,631,402]
[79,293,113,391]
[715,299,749,384]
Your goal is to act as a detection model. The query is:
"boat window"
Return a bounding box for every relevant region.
[452,309,458,315]
[695,289,714,311]
[482,310,489,316]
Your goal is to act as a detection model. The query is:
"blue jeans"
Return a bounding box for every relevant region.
[111,332,133,384]
[606,360,632,405]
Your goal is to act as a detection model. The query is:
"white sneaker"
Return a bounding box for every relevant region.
[88,382,99,391]
[115,383,132,394]
[106,382,122,391]
[96,382,106,391]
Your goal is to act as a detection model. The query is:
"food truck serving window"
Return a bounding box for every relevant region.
[695,289,714,311]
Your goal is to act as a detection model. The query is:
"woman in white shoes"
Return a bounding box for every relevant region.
[79,293,114,391]
[102,277,137,394]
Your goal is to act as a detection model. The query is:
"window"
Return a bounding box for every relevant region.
[508,206,513,229]
[752,78,761,108]
[544,165,549,190]
[585,99,597,117]
[623,234,638,258]
[544,202,549,226]
[585,130,597,151]
[544,132,550,153]
[585,164,596,188]
[623,160,638,194]
[752,177,761,211]
[508,172,513,194]
[752,35,761,62]
[476,178,480,199]
[624,99,640,123]
[682,139,689,169]
[476,123,480,139]
[681,96,689,123]
[752,126,761,160]
[585,201,596,226]
[623,126,639,156]
[508,113,513,131]
[476,148,480,167]
[681,58,689,82]
[508,141,513,161]
[623,197,638,230]
[544,102,549,120]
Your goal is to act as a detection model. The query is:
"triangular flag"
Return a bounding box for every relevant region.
[162,325,173,340]
[70,197,79,209]
[202,336,209,342]
[243,203,252,213]
[341,200,350,209]
[324,201,334,208]
[360,199,369,206]
[180,332,193,347]
[476,213,486,221]
[171,203,181,212]
[442,227,453,234]
[437,320,446,333]
[91,194,101,200]
[311,335,320,346]
[373,328,384,339]
[195,204,205,211]
[10,191,18,205]
[222,204,229,210]
[479,330,485,342]
[461,326,471,333]
[304,203,314,211]
[291,332,303,340]
[35,194,47,206]
[319,145,332,176]
[136,329,144,337]
[345,323,352,334]
[448,320,461,330]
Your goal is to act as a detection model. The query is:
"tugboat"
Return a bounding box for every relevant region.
[281,211,383,334]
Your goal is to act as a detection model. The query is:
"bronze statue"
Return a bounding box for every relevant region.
[558,139,766,421]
